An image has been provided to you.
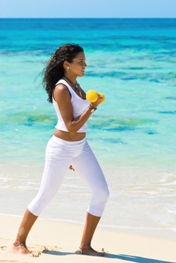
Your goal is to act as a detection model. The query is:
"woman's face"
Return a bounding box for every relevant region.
[67,52,87,77]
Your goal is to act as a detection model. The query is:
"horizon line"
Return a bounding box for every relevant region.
[0,17,176,19]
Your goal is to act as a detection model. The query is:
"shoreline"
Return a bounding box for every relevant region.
[1,212,176,234]
[0,214,176,263]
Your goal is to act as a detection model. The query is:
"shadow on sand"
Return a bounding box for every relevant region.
[43,249,175,263]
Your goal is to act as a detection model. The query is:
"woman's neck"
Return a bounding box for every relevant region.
[64,74,77,84]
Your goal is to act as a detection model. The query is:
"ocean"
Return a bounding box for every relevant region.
[0,18,176,231]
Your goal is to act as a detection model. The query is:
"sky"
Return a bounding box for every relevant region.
[0,0,176,18]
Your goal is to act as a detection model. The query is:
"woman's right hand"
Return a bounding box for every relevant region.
[91,93,103,108]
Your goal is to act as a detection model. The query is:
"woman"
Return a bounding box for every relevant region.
[12,44,109,257]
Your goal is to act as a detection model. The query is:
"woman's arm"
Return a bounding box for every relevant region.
[54,84,102,135]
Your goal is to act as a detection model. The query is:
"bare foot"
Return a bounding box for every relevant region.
[12,243,31,254]
[78,246,106,257]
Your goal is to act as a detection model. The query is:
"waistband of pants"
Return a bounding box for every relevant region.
[51,135,87,146]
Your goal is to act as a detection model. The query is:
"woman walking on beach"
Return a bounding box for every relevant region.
[12,44,109,256]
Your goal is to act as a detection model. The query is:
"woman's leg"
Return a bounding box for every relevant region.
[79,212,103,256]
[12,136,72,254]
[12,209,37,254]
[72,141,109,256]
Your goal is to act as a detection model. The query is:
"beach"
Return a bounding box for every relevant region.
[1,214,176,263]
[0,18,176,262]
[1,19,176,229]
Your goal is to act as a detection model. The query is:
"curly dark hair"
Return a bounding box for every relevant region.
[43,44,84,103]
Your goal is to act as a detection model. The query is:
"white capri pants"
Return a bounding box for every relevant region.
[28,135,109,217]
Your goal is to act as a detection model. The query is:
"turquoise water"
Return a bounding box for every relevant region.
[0,19,176,230]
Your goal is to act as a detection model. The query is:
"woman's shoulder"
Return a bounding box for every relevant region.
[55,79,73,93]
[54,81,71,101]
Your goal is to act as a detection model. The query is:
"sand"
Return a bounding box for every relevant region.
[0,214,176,263]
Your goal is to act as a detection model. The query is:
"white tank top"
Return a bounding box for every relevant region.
[53,79,90,133]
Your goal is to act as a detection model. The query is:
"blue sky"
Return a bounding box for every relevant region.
[0,0,176,18]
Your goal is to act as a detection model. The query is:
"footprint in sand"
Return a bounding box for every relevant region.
[0,246,8,251]
[31,245,61,257]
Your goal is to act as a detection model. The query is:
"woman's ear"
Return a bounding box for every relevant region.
[63,61,70,70]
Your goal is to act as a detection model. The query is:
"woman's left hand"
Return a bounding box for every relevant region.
[69,165,75,171]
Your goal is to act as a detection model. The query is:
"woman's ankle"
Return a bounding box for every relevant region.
[13,241,26,247]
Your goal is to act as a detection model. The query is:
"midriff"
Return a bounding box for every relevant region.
[54,129,86,141]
